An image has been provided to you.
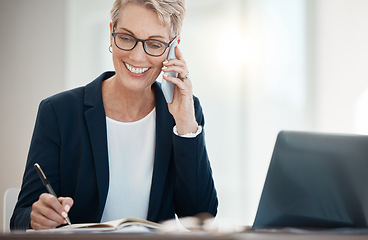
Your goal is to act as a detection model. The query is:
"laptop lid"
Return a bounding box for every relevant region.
[253,131,368,229]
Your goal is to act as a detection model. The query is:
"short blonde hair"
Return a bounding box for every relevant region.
[111,0,186,39]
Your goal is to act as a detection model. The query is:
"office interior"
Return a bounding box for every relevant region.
[1,0,368,232]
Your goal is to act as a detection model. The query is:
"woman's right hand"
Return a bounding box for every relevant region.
[30,193,73,230]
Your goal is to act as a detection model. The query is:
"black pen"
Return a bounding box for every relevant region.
[34,163,72,225]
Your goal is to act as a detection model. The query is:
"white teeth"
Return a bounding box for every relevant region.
[125,63,149,74]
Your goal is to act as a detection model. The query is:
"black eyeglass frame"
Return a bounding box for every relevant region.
[112,32,176,57]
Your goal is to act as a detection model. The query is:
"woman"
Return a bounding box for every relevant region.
[11,0,218,230]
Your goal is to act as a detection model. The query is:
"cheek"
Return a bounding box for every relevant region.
[148,58,165,80]
[152,56,166,69]
[112,50,129,61]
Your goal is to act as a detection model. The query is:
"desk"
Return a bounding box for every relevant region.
[1,232,368,240]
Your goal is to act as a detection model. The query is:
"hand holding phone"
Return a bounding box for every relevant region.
[161,39,179,103]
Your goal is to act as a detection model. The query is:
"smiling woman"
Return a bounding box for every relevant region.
[106,3,171,100]
[10,0,218,231]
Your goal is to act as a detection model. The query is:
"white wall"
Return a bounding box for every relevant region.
[65,0,114,89]
[315,0,368,134]
[0,0,66,232]
[1,0,368,232]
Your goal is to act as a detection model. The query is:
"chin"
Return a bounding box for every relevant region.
[122,75,156,93]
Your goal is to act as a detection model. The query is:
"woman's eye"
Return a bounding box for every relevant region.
[119,36,132,42]
[147,41,164,49]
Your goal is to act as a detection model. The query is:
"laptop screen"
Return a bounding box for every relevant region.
[253,131,368,229]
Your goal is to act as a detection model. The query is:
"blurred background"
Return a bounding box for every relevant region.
[1,0,368,232]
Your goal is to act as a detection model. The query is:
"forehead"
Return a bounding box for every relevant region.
[116,3,170,39]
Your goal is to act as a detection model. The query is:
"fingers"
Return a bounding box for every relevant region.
[162,59,185,71]
[162,45,192,96]
[59,197,74,213]
[162,73,189,90]
[30,193,73,230]
[162,46,189,80]
[162,74,193,101]
[162,65,188,79]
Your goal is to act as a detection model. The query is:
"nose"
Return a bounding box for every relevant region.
[129,41,147,61]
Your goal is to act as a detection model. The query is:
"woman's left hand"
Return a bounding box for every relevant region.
[162,46,198,135]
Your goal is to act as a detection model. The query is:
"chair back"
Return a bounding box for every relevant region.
[3,188,20,233]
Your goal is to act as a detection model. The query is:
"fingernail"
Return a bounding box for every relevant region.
[65,205,70,212]
[162,66,167,70]
[62,212,68,218]
[163,60,168,64]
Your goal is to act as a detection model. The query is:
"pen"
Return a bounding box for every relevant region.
[34,163,72,225]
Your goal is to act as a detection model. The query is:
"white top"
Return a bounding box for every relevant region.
[101,108,156,222]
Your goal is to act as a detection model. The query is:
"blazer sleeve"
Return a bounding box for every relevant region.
[172,97,218,217]
[10,99,61,230]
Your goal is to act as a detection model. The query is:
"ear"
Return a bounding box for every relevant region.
[109,22,114,45]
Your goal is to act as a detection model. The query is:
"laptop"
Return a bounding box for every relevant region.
[253,131,368,229]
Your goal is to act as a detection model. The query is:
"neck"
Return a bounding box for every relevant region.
[102,76,155,122]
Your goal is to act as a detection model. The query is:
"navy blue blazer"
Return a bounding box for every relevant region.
[11,71,218,230]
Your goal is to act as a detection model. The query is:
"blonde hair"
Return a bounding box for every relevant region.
[111,0,186,39]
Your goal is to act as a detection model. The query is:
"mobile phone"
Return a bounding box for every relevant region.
[161,39,179,103]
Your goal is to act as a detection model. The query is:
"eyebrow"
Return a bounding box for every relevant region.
[118,27,166,40]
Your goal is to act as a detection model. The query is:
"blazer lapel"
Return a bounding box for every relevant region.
[147,82,175,221]
[84,72,114,220]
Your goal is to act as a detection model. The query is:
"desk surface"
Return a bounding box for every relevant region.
[1,232,368,240]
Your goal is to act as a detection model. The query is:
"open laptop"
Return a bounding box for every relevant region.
[253,131,368,229]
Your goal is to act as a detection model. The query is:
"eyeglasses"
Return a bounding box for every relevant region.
[112,32,175,57]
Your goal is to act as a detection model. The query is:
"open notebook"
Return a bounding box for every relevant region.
[29,218,161,232]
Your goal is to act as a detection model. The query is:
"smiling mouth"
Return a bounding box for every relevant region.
[124,62,150,74]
